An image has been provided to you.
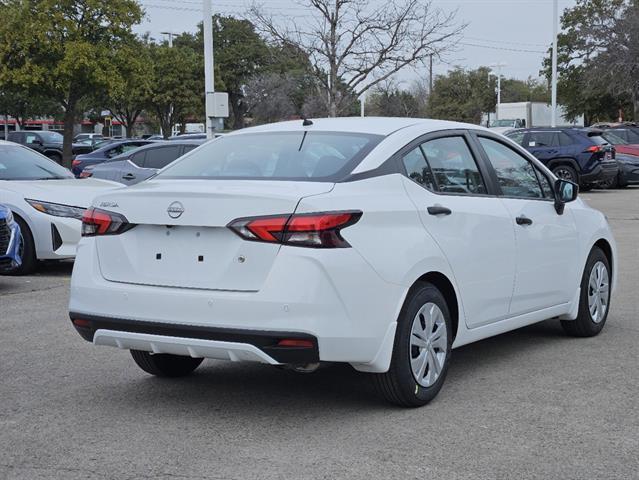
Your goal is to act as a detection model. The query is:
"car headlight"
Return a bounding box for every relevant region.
[25,199,85,220]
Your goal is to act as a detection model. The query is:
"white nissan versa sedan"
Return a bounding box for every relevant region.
[69,118,616,407]
[0,141,119,274]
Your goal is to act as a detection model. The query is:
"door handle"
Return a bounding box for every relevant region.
[427,206,452,216]
[516,215,533,226]
[122,173,136,180]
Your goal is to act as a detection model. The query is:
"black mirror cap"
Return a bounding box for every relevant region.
[554,178,579,214]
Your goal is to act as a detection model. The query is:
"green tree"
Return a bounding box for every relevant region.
[0,85,60,128]
[147,43,203,138]
[0,0,142,167]
[542,0,637,123]
[105,38,153,138]
[501,78,550,104]
[428,67,496,123]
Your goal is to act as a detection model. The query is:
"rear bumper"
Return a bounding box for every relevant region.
[581,162,618,184]
[69,238,406,371]
[70,313,319,364]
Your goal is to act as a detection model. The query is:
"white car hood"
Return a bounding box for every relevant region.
[0,178,121,208]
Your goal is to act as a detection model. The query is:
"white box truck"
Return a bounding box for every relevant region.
[490,102,584,131]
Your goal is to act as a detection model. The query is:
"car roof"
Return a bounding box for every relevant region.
[233,117,488,137]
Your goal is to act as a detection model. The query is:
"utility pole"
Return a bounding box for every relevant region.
[203,0,215,138]
[360,91,365,117]
[551,0,559,127]
[490,62,507,121]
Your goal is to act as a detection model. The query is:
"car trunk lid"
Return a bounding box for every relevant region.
[95,180,333,291]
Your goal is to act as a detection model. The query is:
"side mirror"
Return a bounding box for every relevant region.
[31,138,43,146]
[554,178,579,214]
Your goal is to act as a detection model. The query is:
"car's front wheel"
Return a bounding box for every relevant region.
[561,247,611,337]
[130,350,204,377]
[371,283,452,407]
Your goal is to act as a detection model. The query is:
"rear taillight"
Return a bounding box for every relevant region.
[81,207,134,237]
[72,160,81,167]
[228,211,362,248]
[79,170,92,178]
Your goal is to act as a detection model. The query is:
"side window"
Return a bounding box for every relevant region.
[506,131,525,146]
[528,131,554,147]
[106,145,124,158]
[121,144,142,154]
[558,132,574,146]
[401,146,435,190]
[25,133,39,144]
[130,151,146,167]
[478,137,543,199]
[421,136,486,194]
[144,146,182,169]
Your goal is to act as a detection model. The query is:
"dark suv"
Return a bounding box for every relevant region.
[506,128,618,188]
[6,130,92,163]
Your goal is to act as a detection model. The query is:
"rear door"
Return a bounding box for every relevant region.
[526,131,559,163]
[399,131,517,328]
[119,150,146,183]
[474,134,579,314]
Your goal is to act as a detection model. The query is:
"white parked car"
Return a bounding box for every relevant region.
[69,118,616,407]
[0,141,119,274]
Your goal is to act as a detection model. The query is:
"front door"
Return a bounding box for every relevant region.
[475,135,579,315]
[399,133,517,328]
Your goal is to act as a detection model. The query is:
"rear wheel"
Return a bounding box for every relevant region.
[130,350,204,377]
[3,216,37,276]
[553,165,578,184]
[371,283,452,407]
[561,247,611,337]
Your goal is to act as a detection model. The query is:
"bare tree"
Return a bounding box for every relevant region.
[251,0,465,116]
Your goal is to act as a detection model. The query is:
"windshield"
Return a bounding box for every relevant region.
[38,131,64,143]
[158,131,382,181]
[0,144,73,180]
[601,132,627,145]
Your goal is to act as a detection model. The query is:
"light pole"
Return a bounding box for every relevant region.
[203,0,215,138]
[551,0,559,127]
[490,62,507,121]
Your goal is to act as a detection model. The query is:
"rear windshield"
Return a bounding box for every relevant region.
[157,131,382,181]
[586,132,610,145]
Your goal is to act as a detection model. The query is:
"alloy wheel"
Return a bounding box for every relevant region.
[588,261,609,323]
[410,302,448,387]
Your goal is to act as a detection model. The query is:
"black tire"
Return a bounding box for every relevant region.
[561,247,611,337]
[552,164,579,184]
[130,350,203,377]
[3,216,37,276]
[371,283,452,407]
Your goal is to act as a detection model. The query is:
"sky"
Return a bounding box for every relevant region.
[134,0,578,84]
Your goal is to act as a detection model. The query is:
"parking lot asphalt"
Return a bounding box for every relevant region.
[1,188,638,480]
